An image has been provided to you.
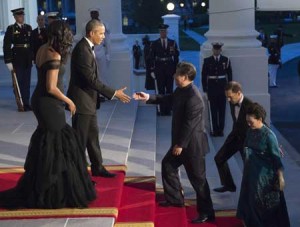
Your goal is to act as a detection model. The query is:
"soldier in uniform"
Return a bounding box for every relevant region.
[31,15,48,63]
[202,42,232,136]
[150,24,179,116]
[3,8,33,111]
[46,11,60,25]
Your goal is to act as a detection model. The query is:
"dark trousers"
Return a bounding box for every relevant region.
[72,113,103,169]
[208,94,226,134]
[155,62,175,114]
[134,55,140,69]
[162,148,214,215]
[214,139,244,188]
[15,65,32,106]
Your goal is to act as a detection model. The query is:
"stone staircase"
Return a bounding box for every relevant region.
[0,88,243,226]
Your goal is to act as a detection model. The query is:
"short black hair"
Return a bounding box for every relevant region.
[225,81,242,93]
[175,62,196,81]
[85,19,104,36]
[246,102,267,122]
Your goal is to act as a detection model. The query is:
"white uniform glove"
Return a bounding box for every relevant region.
[6,63,13,72]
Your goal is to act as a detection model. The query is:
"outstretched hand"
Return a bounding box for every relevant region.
[115,87,131,103]
[132,91,149,102]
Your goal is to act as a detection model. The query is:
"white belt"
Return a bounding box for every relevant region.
[208,75,226,79]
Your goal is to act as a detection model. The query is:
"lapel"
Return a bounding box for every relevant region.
[81,38,98,78]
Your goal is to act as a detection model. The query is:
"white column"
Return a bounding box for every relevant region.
[162,14,181,48]
[23,0,38,27]
[201,0,270,133]
[75,0,132,92]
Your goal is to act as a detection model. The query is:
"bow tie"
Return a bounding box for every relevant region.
[91,46,94,50]
[233,103,240,107]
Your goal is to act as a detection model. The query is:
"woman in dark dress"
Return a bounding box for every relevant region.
[237,103,290,227]
[0,20,96,209]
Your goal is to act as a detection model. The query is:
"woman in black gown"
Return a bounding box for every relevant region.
[0,20,96,209]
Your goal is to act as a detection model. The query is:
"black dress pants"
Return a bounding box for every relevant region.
[162,148,214,215]
[72,113,103,169]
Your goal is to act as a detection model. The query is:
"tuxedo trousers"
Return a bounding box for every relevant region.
[72,113,104,169]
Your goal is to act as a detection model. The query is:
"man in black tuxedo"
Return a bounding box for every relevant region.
[31,15,47,63]
[67,19,131,177]
[202,42,232,137]
[133,62,215,224]
[214,81,253,193]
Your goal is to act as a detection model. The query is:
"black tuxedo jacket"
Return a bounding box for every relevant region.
[147,84,209,155]
[67,38,115,115]
[225,96,253,146]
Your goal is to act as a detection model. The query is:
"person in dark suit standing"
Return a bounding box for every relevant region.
[150,24,179,116]
[133,62,215,224]
[142,35,155,90]
[202,42,232,137]
[213,81,253,193]
[3,7,33,111]
[31,15,48,64]
[67,19,131,178]
[132,39,142,69]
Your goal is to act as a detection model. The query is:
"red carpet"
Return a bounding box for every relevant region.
[115,176,156,227]
[155,190,188,227]
[185,204,244,227]
[0,166,126,220]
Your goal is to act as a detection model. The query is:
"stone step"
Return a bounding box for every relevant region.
[126,104,157,176]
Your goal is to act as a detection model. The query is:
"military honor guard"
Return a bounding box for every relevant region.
[202,42,232,136]
[150,24,179,116]
[46,11,60,25]
[31,15,48,63]
[3,8,33,111]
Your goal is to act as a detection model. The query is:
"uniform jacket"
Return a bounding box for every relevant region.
[268,43,281,65]
[67,38,115,115]
[150,38,179,68]
[201,55,232,93]
[3,23,33,67]
[225,96,253,146]
[147,83,209,155]
[31,27,48,62]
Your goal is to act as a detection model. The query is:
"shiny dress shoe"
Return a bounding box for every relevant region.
[92,167,116,178]
[213,186,236,193]
[159,201,184,207]
[191,214,215,224]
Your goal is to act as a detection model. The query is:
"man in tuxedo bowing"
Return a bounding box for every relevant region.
[67,19,131,177]
[214,81,253,193]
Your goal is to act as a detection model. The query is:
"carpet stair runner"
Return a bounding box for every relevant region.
[0,167,244,227]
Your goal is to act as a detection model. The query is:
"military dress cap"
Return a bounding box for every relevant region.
[158,24,169,30]
[89,7,100,13]
[11,8,25,16]
[211,42,224,50]
[46,11,59,18]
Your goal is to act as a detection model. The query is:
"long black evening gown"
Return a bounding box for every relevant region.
[0,60,96,209]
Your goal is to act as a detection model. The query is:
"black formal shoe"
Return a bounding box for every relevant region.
[92,167,116,178]
[213,186,236,193]
[159,201,184,207]
[210,132,218,137]
[191,214,215,224]
[217,131,224,137]
[24,105,32,111]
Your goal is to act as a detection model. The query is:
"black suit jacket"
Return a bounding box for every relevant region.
[31,27,47,62]
[147,84,209,155]
[67,38,115,115]
[225,96,253,146]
